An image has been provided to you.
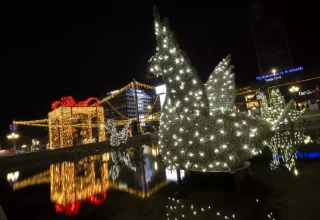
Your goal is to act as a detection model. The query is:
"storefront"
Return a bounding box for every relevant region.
[268,77,320,111]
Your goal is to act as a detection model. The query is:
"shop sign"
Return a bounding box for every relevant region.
[299,88,319,96]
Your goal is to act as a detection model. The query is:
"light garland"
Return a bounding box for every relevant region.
[13,119,48,127]
[148,8,291,172]
[100,81,155,104]
[256,89,311,173]
[104,119,131,147]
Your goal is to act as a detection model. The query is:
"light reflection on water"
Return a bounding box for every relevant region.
[7,145,169,217]
[1,144,320,219]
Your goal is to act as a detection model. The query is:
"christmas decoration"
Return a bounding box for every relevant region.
[51,96,100,110]
[109,150,136,180]
[48,102,106,149]
[104,119,131,147]
[256,89,311,173]
[149,7,291,172]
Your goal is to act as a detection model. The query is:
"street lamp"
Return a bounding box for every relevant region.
[272,69,277,86]
[289,86,299,99]
[7,132,19,152]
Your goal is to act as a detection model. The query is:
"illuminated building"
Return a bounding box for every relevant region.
[101,88,160,129]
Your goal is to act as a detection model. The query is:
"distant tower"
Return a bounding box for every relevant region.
[250,0,294,76]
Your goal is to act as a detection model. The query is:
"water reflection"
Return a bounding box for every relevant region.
[50,154,109,215]
[10,145,169,217]
[165,196,276,219]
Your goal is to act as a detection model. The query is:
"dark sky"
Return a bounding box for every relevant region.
[0,1,319,145]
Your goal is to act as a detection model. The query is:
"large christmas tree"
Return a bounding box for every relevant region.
[149,7,293,172]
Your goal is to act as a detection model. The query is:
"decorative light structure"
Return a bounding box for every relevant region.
[48,96,106,149]
[149,7,292,172]
[256,89,310,173]
[104,119,131,147]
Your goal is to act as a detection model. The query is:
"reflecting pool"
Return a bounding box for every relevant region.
[1,144,320,219]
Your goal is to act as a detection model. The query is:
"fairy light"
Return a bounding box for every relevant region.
[48,96,106,149]
[149,7,279,172]
[256,89,311,173]
[100,81,155,104]
[104,119,131,147]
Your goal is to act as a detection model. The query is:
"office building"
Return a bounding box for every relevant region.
[250,0,294,77]
[101,88,160,128]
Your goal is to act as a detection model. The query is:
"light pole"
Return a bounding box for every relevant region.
[272,68,277,87]
[289,86,299,100]
[7,132,19,153]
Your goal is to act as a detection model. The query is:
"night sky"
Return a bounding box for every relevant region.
[0,1,319,146]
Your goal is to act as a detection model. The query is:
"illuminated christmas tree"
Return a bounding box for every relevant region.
[149,7,293,172]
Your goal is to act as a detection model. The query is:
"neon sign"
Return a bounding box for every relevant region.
[299,88,319,96]
[265,76,282,82]
[256,67,303,81]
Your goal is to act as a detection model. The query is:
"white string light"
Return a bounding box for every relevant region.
[257,89,311,173]
[104,119,131,147]
[149,8,293,172]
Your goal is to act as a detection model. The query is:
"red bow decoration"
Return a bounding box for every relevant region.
[55,191,107,216]
[52,96,100,110]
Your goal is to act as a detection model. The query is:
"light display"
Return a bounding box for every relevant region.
[12,170,50,190]
[205,54,235,113]
[50,155,109,207]
[104,119,131,147]
[12,151,169,215]
[100,81,155,104]
[256,89,311,173]
[7,171,19,184]
[48,96,106,149]
[51,96,100,110]
[148,8,291,172]
[109,150,136,180]
[165,196,277,219]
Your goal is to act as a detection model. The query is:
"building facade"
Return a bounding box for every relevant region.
[235,67,320,113]
[102,88,160,128]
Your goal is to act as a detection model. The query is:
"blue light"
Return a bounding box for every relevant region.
[9,124,18,131]
[256,67,304,81]
[275,151,320,160]
[296,152,320,159]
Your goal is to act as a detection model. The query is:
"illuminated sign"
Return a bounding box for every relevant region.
[256,67,303,81]
[299,88,319,96]
[265,76,282,82]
